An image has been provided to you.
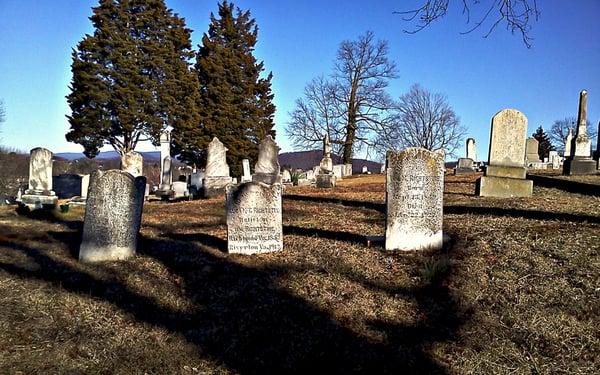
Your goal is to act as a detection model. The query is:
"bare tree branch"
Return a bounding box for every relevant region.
[395,0,540,48]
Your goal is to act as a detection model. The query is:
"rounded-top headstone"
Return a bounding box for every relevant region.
[488,109,527,167]
[28,147,54,192]
[79,170,146,262]
[385,147,444,251]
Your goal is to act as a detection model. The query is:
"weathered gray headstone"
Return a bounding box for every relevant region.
[454,158,475,175]
[160,156,172,190]
[466,138,477,161]
[563,90,597,175]
[157,131,172,193]
[362,166,368,174]
[253,135,281,184]
[226,182,283,254]
[121,151,143,177]
[203,137,232,197]
[305,169,315,180]
[282,169,292,183]
[549,151,561,169]
[20,147,58,209]
[525,138,541,163]
[318,133,333,174]
[476,109,533,197]
[385,148,444,251]
[79,170,146,262]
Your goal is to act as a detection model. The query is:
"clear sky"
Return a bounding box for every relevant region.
[0,0,599,161]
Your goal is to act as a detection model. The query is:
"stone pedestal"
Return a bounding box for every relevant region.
[202,176,232,197]
[20,193,58,210]
[316,174,336,188]
[563,157,598,175]
[252,173,281,185]
[454,158,475,175]
[476,174,533,198]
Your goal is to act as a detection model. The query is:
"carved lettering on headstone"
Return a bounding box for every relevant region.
[385,148,444,251]
[226,182,283,254]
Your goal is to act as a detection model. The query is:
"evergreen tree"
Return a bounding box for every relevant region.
[532,126,555,159]
[66,0,200,158]
[172,1,275,175]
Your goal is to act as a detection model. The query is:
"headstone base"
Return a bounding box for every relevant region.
[563,157,599,175]
[476,176,533,197]
[203,176,232,198]
[485,165,527,179]
[79,245,135,262]
[316,174,336,188]
[386,230,443,252]
[19,194,58,210]
[252,173,281,184]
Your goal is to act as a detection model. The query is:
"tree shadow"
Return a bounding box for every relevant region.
[445,205,600,224]
[1,225,466,373]
[283,225,369,245]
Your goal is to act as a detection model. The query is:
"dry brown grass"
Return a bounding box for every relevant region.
[0,173,598,374]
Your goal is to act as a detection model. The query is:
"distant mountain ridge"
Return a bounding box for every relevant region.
[55,149,384,173]
[55,151,161,161]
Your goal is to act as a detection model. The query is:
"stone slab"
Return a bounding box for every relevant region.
[563,157,599,176]
[485,165,527,179]
[385,148,444,251]
[203,176,232,198]
[20,194,58,210]
[476,175,533,198]
[488,109,527,167]
[79,170,146,262]
[316,174,336,188]
[226,182,283,254]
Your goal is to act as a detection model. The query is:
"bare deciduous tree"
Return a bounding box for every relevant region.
[549,117,596,154]
[376,84,465,157]
[396,0,540,47]
[286,31,397,162]
[286,76,345,156]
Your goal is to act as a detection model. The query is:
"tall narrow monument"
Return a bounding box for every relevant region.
[157,130,173,194]
[563,90,597,175]
[316,133,336,188]
[476,109,533,197]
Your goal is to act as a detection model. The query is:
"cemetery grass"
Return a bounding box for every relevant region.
[0,175,598,374]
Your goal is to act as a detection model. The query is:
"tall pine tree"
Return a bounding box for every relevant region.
[172,1,275,175]
[66,0,200,158]
[532,126,555,159]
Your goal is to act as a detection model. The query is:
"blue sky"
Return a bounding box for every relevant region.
[0,0,599,161]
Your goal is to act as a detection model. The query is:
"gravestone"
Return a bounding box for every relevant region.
[564,128,573,158]
[549,151,561,169]
[282,169,292,183]
[385,148,444,251]
[476,109,533,197]
[466,138,477,161]
[121,151,143,177]
[171,181,189,200]
[305,169,315,181]
[362,166,368,174]
[156,131,173,197]
[563,90,597,175]
[241,159,252,182]
[226,182,283,254]
[79,170,146,262]
[454,158,475,175]
[332,165,344,179]
[343,163,353,177]
[316,133,336,188]
[203,137,232,197]
[253,136,281,184]
[20,147,58,209]
[525,138,541,163]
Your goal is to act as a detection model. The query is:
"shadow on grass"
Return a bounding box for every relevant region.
[1,223,465,374]
[285,195,600,224]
